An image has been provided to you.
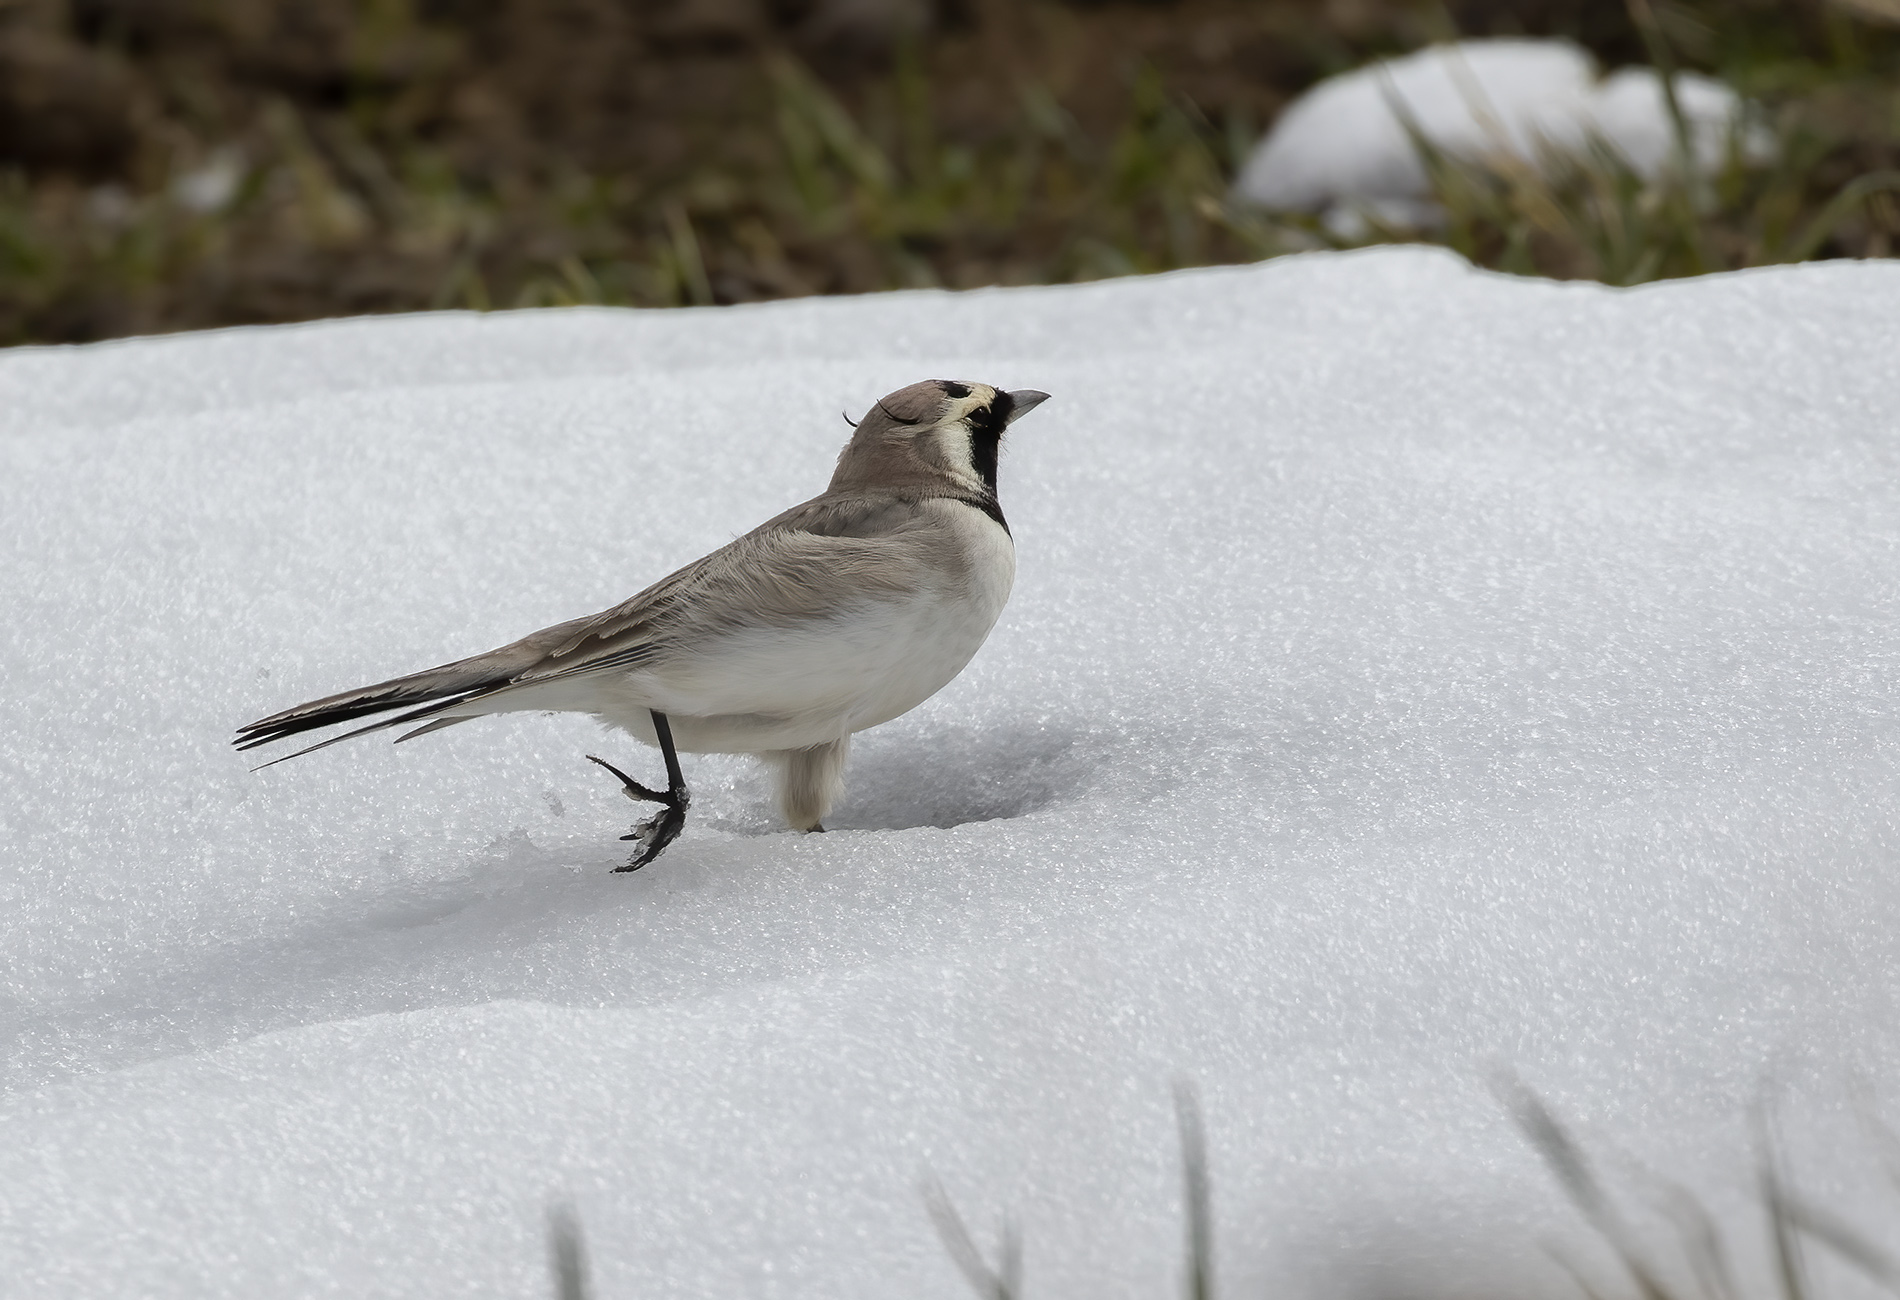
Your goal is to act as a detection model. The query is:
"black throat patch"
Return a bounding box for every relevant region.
[964,390,1012,496]
[960,390,1013,533]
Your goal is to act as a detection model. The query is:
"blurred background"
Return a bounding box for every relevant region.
[1,0,1896,344]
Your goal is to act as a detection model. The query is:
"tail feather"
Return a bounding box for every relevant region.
[245,696,485,770]
[235,600,660,765]
[234,648,532,756]
[394,716,476,744]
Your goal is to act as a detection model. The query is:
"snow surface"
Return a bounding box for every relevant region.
[5,248,1900,1298]
[1234,39,1756,223]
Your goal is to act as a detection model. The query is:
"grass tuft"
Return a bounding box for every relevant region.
[6,3,1897,343]
[538,1078,1900,1299]
[1505,1078,1900,1300]
[924,1080,1216,1300]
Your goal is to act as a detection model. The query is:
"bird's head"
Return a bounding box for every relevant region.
[830,380,1050,497]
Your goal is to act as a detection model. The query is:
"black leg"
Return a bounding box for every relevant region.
[584,709,691,872]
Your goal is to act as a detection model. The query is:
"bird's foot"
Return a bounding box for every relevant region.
[586,753,691,872]
[619,798,689,870]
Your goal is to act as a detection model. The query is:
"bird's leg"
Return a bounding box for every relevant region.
[585,710,691,871]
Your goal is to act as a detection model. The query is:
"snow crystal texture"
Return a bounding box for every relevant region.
[5,248,1900,1299]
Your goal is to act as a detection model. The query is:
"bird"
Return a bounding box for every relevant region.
[235,379,1051,871]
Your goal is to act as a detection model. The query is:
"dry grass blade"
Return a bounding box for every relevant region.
[1859,1108,1900,1203]
[1174,1079,1215,1300]
[1541,1238,1631,1300]
[1754,1098,1900,1298]
[1653,1180,1743,1300]
[1753,1105,1813,1300]
[1783,172,1900,262]
[1782,1197,1900,1293]
[922,1175,1023,1300]
[1494,1072,1676,1300]
[546,1199,593,1300]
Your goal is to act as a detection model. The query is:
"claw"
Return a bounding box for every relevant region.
[615,799,689,872]
[586,710,693,872]
[586,753,668,804]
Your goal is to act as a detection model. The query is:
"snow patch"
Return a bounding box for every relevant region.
[5,249,1900,1297]
[1234,39,1764,231]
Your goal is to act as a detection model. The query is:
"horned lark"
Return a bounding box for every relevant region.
[236,379,1050,870]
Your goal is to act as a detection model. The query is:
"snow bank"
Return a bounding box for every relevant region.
[1234,40,1759,228]
[5,248,1900,1299]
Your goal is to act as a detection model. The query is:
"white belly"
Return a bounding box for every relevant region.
[598,507,1015,753]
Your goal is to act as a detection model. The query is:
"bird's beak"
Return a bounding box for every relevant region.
[1004,390,1051,424]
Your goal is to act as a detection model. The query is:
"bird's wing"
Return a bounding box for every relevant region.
[513,495,938,682]
[234,493,937,761]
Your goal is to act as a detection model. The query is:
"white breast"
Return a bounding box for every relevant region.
[845,500,1015,733]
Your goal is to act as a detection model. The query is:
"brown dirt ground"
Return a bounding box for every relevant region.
[0,0,1888,340]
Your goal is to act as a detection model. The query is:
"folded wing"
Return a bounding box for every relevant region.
[234,495,934,765]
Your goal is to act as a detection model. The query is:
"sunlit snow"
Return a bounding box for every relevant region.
[4,248,1900,1298]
